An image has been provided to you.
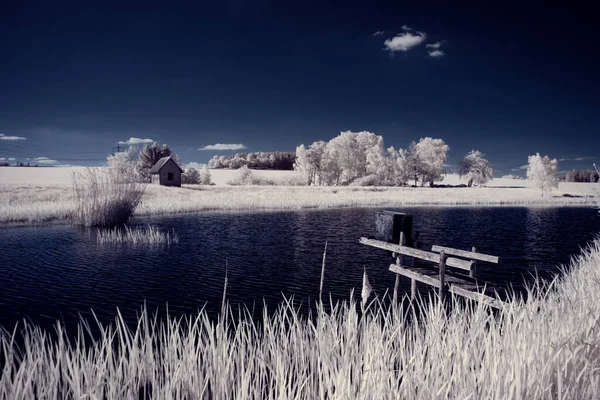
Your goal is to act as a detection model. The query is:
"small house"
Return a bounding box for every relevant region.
[150,156,183,187]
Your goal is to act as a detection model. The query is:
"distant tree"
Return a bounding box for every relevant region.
[182,168,201,184]
[458,150,494,187]
[526,153,558,196]
[565,169,599,183]
[0,162,9,167]
[138,142,178,182]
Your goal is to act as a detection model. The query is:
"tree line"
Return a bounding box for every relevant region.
[207,152,296,170]
[564,169,599,183]
[294,131,493,187]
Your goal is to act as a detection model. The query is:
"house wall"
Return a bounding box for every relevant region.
[157,159,182,187]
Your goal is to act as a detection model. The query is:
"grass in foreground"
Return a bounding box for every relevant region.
[2,239,600,399]
[96,224,179,245]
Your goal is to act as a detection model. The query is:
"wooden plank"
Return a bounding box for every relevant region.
[389,264,441,289]
[431,245,499,264]
[360,238,473,271]
[449,284,505,309]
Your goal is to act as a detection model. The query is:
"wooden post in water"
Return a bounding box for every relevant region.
[470,246,477,278]
[439,250,447,303]
[392,231,406,306]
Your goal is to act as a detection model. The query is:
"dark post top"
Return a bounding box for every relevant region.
[374,211,413,248]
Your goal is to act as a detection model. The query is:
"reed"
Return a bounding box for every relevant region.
[71,167,145,227]
[96,224,179,245]
[2,238,600,399]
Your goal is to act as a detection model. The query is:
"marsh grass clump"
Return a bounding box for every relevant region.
[96,224,179,245]
[71,167,145,227]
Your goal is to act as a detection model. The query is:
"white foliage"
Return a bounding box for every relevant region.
[182,168,201,184]
[106,147,139,180]
[199,166,212,185]
[526,153,559,196]
[413,137,449,186]
[458,150,494,187]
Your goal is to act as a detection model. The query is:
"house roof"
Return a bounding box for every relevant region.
[149,156,183,174]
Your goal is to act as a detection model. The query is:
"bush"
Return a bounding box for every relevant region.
[349,174,381,186]
[227,166,274,186]
[182,168,201,184]
[199,166,212,185]
[71,167,146,227]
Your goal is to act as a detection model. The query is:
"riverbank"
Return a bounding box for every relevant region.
[2,236,600,398]
[0,167,597,224]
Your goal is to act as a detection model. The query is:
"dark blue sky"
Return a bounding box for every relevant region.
[1,1,598,174]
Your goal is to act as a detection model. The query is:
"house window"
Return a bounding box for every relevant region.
[167,172,174,181]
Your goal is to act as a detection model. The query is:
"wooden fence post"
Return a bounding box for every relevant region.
[439,250,447,304]
[392,231,406,307]
[470,246,477,278]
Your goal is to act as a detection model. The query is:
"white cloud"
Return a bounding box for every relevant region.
[384,32,426,52]
[31,156,58,165]
[401,25,412,31]
[426,41,442,49]
[428,50,445,57]
[0,134,26,141]
[199,143,247,151]
[574,156,596,161]
[372,30,384,36]
[118,137,154,145]
[511,165,529,172]
[559,158,569,162]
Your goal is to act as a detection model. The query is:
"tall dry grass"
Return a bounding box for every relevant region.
[96,224,179,245]
[2,238,600,399]
[71,167,145,227]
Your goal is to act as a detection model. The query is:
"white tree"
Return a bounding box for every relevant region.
[413,137,449,186]
[526,153,558,196]
[458,150,494,187]
[107,146,139,181]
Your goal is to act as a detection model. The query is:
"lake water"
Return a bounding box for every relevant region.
[1,207,599,332]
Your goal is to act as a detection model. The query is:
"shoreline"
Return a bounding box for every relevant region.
[0,182,597,226]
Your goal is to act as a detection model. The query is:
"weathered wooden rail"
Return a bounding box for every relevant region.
[360,211,504,309]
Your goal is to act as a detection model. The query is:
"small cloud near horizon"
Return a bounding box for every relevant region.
[372,30,384,36]
[511,164,529,172]
[401,25,412,31]
[428,50,445,57]
[384,31,426,53]
[574,156,596,161]
[119,137,154,145]
[0,134,26,141]
[559,156,596,162]
[29,156,58,165]
[199,143,247,151]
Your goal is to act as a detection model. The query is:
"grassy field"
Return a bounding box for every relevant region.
[2,237,600,399]
[0,167,598,224]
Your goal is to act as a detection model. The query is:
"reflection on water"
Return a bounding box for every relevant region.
[0,207,598,332]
